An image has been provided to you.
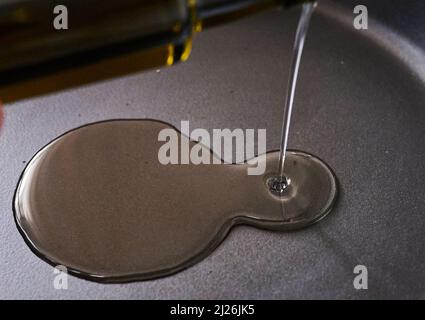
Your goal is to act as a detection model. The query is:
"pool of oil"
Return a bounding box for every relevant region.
[14,119,337,282]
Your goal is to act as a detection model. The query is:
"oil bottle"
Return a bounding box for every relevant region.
[0,0,311,102]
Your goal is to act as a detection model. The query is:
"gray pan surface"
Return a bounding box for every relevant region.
[0,0,424,299]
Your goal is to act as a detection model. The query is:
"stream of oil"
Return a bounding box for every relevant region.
[13,3,337,282]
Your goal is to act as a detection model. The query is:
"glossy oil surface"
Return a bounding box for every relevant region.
[14,120,337,282]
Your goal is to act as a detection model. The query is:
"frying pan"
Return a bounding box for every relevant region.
[0,0,424,298]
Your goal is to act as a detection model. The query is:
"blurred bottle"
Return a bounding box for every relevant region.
[0,0,310,102]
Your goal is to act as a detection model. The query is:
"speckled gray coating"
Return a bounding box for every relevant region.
[0,0,424,299]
